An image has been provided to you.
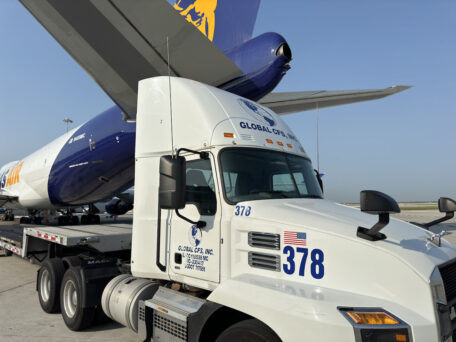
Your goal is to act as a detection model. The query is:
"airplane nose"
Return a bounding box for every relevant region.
[276,42,292,62]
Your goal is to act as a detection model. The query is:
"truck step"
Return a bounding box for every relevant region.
[142,287,206,342]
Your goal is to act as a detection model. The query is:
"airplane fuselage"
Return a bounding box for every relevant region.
[1,107,134,210]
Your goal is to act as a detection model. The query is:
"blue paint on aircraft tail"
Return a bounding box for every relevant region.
[169,0,260,52]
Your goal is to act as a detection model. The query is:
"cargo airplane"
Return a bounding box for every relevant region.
[0,0,409,224]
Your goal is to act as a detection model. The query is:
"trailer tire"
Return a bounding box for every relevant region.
[60,267,95,331]
[38,258,65,313]
[215,319,281,342]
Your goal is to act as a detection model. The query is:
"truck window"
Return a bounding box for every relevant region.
[185,159,217,216]
[220,148,323,204]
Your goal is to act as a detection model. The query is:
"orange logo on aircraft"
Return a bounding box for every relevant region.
[173,0,217,41]
[5,162,24,187]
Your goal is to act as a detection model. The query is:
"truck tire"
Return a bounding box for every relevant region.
[216,319,281,342]
[60,267,96,331]
[37,258,65,313]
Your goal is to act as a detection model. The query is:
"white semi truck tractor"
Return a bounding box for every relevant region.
[34,77,456,341]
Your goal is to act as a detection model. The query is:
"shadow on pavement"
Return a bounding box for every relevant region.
[86,321,126,332]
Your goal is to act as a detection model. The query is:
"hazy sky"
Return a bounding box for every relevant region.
[0,1,455,203]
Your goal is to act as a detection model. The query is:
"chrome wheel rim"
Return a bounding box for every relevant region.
[40,269,51,302]
[63,279,78,318]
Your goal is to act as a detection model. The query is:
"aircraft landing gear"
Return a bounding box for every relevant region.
[4,210,15,221]
[80,214,100,225]
[57,215,79,226]
[20,211,43,225]
[81,204,100,225]
[57,210,79,226]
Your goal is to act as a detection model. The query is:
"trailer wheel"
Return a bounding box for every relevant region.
[215,319,281,342]
[38,258,65,313]
[60,267,95,331]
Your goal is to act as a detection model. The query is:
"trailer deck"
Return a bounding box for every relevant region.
[0,217,133,258]
[0,224,24,256]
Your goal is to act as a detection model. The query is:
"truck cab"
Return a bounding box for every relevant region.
[126,77,456,341]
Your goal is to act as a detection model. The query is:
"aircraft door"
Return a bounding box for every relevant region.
[168,154,221,284]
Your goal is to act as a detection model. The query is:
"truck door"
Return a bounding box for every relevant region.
[168,154,221,284]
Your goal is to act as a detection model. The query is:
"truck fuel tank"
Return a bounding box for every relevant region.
[101,275,159,332]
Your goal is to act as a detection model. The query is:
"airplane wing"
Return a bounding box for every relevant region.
[0,190,18,207]
[259,86,411,115]
[19,0,242,120]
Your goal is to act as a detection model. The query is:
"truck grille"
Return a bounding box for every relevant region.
[248,252,280,272]
[436,258,456,341]
[439,259,456,304]
[248,232,280,250]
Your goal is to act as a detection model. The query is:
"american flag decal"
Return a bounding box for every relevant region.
[284,231,307,246]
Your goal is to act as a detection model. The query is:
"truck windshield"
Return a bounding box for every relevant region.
[220,148,323,204]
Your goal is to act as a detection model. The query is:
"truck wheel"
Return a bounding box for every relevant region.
[216,319,281,342]
[60,267,95,331]
[38,258,65,313]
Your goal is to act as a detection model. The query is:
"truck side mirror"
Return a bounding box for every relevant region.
[357,190,400,241]
[414,197,456,230]
[159,155,186,210]
[438,197,456,214]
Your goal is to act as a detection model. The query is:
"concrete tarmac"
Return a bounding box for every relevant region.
[0,210,455,341]
[0,255,138,342]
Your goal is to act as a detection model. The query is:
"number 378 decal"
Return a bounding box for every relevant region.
[234,205,251,216]
[282,246,325,279]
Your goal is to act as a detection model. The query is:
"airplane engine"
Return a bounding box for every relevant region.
[105,198,133,216]
[223,32,293,101]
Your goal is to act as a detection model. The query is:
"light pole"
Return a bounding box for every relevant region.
[63,117,73,132]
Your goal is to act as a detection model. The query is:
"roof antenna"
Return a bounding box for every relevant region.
[166,36,175,157]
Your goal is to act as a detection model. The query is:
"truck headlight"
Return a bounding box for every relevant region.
[339,307,412,342]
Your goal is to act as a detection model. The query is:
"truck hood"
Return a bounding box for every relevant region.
[236,198,456,281]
